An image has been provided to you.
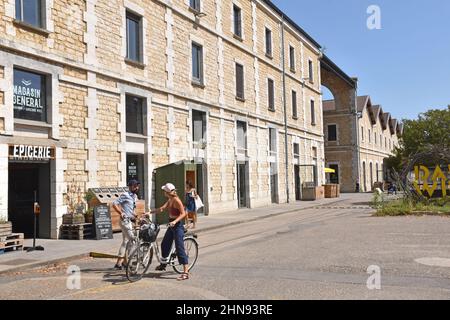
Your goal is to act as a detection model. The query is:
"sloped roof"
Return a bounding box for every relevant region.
[389,118,398,135]
[382,112,391,130]
[357,95,371,112]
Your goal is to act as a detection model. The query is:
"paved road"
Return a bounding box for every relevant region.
[1,198,450,300]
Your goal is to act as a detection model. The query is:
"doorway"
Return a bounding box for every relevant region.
[237,162,249,208]
[294,165,301,201]
[329,164,339,184]
[8,162,51,238]
[270,162,278,204]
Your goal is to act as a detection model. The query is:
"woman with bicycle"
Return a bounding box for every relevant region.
[150,183,190,281]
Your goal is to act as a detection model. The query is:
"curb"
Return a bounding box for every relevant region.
[0,198,349,275]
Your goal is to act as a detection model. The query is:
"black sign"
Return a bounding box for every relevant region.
[13,68,47,122]
[93,205,113,240]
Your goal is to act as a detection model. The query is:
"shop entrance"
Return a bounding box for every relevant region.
[294,165,301,201]
[8,162,51,238]
[237,162,249,208]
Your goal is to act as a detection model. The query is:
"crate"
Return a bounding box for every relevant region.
[62,214,85,225]
[0,233,24,253]
[60,223,94,240]
[0,222,12,238]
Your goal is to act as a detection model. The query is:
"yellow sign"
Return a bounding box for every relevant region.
[413,165,450,198]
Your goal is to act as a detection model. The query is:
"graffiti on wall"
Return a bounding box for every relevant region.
[413,165,450,198]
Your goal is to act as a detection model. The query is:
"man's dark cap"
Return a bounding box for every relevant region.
[128,180,141,187]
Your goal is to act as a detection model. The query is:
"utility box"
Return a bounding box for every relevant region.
[88,187,145,232]
[154,161,199,225]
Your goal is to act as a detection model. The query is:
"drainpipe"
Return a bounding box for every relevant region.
[352,78,361,192]
[281,15,290,203]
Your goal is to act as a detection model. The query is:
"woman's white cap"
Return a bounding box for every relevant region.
[161,183,176,193]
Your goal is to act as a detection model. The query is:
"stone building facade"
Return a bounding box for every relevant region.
[323,95,402,193]
[0,0,326,239]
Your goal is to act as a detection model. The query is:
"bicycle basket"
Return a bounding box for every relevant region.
[140,223,160,243]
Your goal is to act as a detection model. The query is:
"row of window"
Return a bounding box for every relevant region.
[326,124,396,150]
[16,1,315,84]
[360,126,395,150]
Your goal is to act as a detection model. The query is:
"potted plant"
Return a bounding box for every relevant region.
[62,183,86,225]
[84,190,95,223]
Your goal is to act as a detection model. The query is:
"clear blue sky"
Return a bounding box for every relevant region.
[272,0,450,121]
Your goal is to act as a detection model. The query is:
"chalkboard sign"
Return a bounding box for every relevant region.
[93,205,113,240]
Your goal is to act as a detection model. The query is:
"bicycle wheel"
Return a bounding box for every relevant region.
[142,243,154,274]
[172,237,199,274]
[126,243,148,282]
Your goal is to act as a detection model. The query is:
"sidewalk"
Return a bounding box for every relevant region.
[0,193,372,275]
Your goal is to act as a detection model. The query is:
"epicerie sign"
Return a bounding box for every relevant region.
[9,145,55,161]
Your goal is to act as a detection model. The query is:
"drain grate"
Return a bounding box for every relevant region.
[0,258,38,266]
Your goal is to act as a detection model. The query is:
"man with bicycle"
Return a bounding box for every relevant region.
[112,180,141,270]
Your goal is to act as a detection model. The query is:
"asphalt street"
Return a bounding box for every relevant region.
[1,197,449,300]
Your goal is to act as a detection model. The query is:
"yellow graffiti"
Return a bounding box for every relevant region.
[414,165,449,197]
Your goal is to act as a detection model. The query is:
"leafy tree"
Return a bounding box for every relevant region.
[400,106,450,157]
[385,106,450,173]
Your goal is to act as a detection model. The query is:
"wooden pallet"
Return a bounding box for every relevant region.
[60,223,93,240]
[0,233,24,253]
[0,223,12,238]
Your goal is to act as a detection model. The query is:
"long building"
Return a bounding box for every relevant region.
[0,0,327,239]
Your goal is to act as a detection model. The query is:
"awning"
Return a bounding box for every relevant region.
[325,168,335,173]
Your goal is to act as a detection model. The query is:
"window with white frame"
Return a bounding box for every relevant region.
[192,110,207,146]
[236,121,247,155]
[265,27,272,57]
[233,4,242,38]
[189,0,201,12]
[327,125,337,142]
[126,11,143,63]
[308,60,314,83]
[310,100,316,125]
[293,143,300,161]
[235,63,244,100]
[126,95,144,135]
[268,78,275,111]
[269,128,277,156]
[292,90,298,119]
[15,0,44,28]
[13,68,49,122]
[289,46,296,71]
[192,42,204,85]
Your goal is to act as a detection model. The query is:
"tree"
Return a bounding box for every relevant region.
[400,106,450,157]
[385,106,450,174]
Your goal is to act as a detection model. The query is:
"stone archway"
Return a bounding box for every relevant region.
[321,55,359,193]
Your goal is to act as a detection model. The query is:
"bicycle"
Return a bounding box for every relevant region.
[125,217,199,282]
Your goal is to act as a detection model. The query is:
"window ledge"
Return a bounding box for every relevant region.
[14,119,52,128]
[191,81,205,89]
[124,58,146,69]
[290,68,296,73]
[233,34,244,42]
[236,96,246,102]
[268,108,276,112]
[292,116,299,120]
[265,53,273,59]
[126,132,148,139]
[188,6,202,15]
[311,123,317,126]
[13,20,50,37]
